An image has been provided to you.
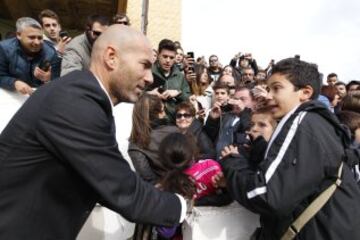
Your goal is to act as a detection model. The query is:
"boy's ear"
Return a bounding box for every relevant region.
[299,85,314,102]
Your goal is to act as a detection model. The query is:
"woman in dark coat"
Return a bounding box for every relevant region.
[175,101,215,159]
[128,94,178,184]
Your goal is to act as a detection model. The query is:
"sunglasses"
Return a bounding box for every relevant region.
[176,113,193,119]
[91,30,102,37]
[116,21,129,25]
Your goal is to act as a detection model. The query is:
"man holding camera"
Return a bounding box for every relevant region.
[148,39,191,122]
[38,9,72,56]
[205,85,255,159]
[0,17,60,95]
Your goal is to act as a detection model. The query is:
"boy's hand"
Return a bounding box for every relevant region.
[220,145,239,159]
[252,85,268,99]
[209,101,222,119]
[212,172,226,188]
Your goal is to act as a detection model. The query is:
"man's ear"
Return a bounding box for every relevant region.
[103,46,117,70]
[16,32,21,40]
[300,85,314,102]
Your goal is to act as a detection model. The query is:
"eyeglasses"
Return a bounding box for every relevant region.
[209,59,218,62]
[91,30,102,37]
[176,113,193,119]
[228,85,236,90]
[116,21,129,25]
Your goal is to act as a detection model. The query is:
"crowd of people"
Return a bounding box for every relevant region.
[1,8,360,240]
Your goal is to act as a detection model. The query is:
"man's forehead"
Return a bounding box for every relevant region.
[235,89,250,97]
[42,17,59,24]
[21,27,43,34]
[159,49,175,56]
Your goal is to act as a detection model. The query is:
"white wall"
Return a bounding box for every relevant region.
[182,0,360,83]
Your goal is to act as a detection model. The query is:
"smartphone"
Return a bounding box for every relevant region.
[158,85,165,94]
[59,31,69,39]
[187,52,194,59]
[188,66,195,73]
[38,60,51,71]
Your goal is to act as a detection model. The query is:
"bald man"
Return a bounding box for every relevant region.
[0,26,186,239]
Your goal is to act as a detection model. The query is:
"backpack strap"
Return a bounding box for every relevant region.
[281,162,344,240]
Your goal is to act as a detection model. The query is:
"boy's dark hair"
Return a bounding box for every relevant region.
[85,15,110,30]
[327,73,338,79]
[38,9,59,25]
[341,90,360,114]
[212,81,230,94]
[346,80,360,92]
[158,39,176,53]
[337,111,360,139]
[335,81,346,87]
[321,85,338,102]
[270,58,321,100]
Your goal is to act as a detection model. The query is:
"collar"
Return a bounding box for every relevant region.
[93,73,114,113]
[265,104,300,158]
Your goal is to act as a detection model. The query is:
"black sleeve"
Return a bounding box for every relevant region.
[197,130,216,159]
[128,147,159,184]
[204,116,220,143]
[195,190,233,207]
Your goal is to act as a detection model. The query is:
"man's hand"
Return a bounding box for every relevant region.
[34,66,51,83]
[185,69,196,83]
[56,36,72,55]
[228,98,245,112]
[147,87,162,98]
[220,145,239,159]
[14,80,33,95]
[209,101,222,119]
[161,90,180,99]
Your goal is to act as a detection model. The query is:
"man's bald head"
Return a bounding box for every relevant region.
[91,25,151,65]
[90,25,154,105]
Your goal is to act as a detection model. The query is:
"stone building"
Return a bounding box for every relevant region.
[0,0,182,46]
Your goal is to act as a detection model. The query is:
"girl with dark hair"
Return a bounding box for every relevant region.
[128,93,179,184]
[138,133,225,239]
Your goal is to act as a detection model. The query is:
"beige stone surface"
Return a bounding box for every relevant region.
[127,0,181,48]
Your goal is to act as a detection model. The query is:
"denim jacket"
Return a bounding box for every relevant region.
[0,38,60,90]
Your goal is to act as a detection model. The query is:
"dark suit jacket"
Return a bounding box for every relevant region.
[0,70,181,240]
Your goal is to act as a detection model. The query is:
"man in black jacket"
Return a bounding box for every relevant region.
[0,25,186,239]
